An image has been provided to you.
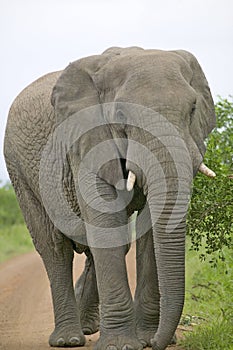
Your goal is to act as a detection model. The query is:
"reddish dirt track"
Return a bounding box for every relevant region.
[0,245,184,350]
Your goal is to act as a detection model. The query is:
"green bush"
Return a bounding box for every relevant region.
[183,98,233,348]
[0,183,24,227]
[0,224,33,263]
[0,183,33,262]
[187,97,233,264]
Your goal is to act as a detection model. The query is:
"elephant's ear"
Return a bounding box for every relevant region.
[174,50,216,157]
[51,55,110,124]
[51,53,125,189]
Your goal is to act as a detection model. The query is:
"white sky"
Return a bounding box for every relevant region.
[1,0,233,182]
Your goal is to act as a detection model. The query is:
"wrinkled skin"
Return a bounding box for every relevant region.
[4,47,215,350]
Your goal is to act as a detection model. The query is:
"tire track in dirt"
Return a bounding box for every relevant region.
[0,245,184,350]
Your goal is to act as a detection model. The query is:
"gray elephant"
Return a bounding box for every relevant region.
[4,47,216,350]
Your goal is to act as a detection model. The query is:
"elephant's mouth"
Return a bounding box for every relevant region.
[126,162,216,193]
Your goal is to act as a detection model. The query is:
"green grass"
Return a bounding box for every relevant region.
[0,184,34,262]
[181,320,233,350]
[0,224,33,263]
[180,240,233,349]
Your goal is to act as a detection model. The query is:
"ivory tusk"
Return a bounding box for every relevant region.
[199,163,216,178]
[127,171,136,191]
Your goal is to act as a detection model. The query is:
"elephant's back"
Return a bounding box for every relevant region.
[4,71,62,194]
[6,71,61,129]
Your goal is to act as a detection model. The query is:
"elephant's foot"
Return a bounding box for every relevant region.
[136,328,156,348]
[136,327,177,348]
[94,333,143,350]
[151,333,177,350]
[49,325,85,347]
[134,301,159,348]
[80,306,99,334]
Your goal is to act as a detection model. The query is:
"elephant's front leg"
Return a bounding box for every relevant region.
[91,245,142,350]
[77,175,142,350]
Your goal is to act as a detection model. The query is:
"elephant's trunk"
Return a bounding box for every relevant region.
[126,113,193,349]
[145,139,191,350]
[148,190,187,349]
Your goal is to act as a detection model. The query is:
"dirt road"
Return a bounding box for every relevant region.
[0,246,184,350]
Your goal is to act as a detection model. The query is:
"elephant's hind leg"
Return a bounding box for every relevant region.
[75,250,99,335]
[13,179,85,347]
[45,233,85,347]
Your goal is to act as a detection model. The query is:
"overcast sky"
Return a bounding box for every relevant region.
[1,0,232,182]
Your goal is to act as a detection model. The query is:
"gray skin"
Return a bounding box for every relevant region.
[4,47,215,350]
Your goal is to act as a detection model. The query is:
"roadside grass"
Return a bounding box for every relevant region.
[0,224,33,263]
[180,239,233,349]
[0,184,34,263]
[181,320,233,350]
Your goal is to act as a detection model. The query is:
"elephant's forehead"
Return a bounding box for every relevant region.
[95,50,193,96]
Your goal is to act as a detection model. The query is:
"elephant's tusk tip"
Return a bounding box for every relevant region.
[199,163,216,178]
[127,171,136,191]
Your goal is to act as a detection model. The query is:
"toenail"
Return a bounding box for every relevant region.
[70,336,80,345]
[57,337,65,346]
[83,327,92,335]
[139,339,147,348]
[122,345,134,350]
[150,338,160,350]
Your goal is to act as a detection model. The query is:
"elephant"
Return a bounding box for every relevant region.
[4,47,216,350]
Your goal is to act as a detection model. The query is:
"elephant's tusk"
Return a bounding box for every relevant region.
[199,163,216,177]
[127,171,136,191]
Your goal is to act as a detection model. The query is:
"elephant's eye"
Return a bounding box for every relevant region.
[190,101,196,122]
[116,110,126,123]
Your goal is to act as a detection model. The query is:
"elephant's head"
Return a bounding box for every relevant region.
[50,47,216,350]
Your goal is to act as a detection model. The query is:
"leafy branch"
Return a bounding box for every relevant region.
[187,97,233,265]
